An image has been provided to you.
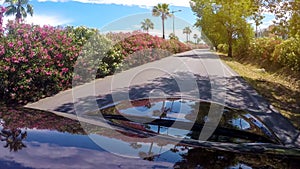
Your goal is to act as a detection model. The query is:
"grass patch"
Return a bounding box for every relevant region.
[218,53,300,130]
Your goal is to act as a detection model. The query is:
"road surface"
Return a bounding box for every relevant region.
[25,49,300,148]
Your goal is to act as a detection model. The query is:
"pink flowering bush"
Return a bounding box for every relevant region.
[110,33,191,70]
[0,107,84,134]
[0,20,82,103]
[0,6,190,104]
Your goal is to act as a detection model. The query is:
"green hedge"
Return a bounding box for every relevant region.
[273,35,300,71]
[246,37,299,71]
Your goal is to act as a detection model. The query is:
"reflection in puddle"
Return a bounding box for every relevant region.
[0,104,298,169]
[0,128,27,152]
[95,98,279,144]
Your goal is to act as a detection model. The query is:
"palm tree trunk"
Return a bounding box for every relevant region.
[16,0,22,22]
[162,15,165,39]
[186,34,188,42]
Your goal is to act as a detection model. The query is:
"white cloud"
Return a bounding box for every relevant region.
[0,141,173,169]
[37,0,191,8]
[3,14,72,26]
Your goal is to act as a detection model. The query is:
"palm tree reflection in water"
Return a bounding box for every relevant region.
[0,128,27,152]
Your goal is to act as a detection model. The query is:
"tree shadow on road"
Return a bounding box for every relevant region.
[55,72,271,117]
[243,77,300,129]
[53,71,300,146]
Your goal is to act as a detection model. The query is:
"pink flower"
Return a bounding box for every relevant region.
[45,71,52,76]
[17,41,23,46]
[26,69,31,74]
[29,52,35,58]
[62,68,68,73]
[8,42,14,48]
[4,58,10,62]
[56,54,63,59]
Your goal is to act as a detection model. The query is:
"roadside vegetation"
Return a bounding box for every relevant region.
[190,0,299,128]
[221,54,300,129]
[0,7,191,105]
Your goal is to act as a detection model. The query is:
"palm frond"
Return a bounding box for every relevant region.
[152,6,160,17]
[26,4,33,16]
[21,0,29,5]
[5,6,17,16]
[4,0,17,5]
[20,7,27,18]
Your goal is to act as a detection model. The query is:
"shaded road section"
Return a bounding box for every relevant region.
[25,49,300,148]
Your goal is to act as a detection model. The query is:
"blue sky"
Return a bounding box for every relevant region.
[1,0,275,41]
[2,0,197,28]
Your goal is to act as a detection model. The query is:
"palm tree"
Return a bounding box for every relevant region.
[152,3,172,39]
[193,34,198,44]
[183,27,192,43]
[4,0,34,21]
[0,128,27,152]
[141,18,154,33]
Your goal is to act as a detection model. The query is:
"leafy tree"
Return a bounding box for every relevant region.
[262,0,300,38]
[191,0,256,57]
[251,0,265,38]
[152,3,172,39]
[183,26,192,42]
[4,0,33,21]
[141,18,154,33]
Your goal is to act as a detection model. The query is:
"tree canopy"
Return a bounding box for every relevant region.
[191,0,258,57]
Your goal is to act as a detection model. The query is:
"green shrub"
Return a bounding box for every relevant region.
[248,38,282,61]
[273,35,300,71]
[217,44,228,53]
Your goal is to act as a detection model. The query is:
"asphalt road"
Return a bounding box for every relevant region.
[25,49,300,148]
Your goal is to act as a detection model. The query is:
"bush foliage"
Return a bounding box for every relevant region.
[246,37,299,71]
[0,9,190,104]
[0,21,81,103]
[273,35,300,71]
